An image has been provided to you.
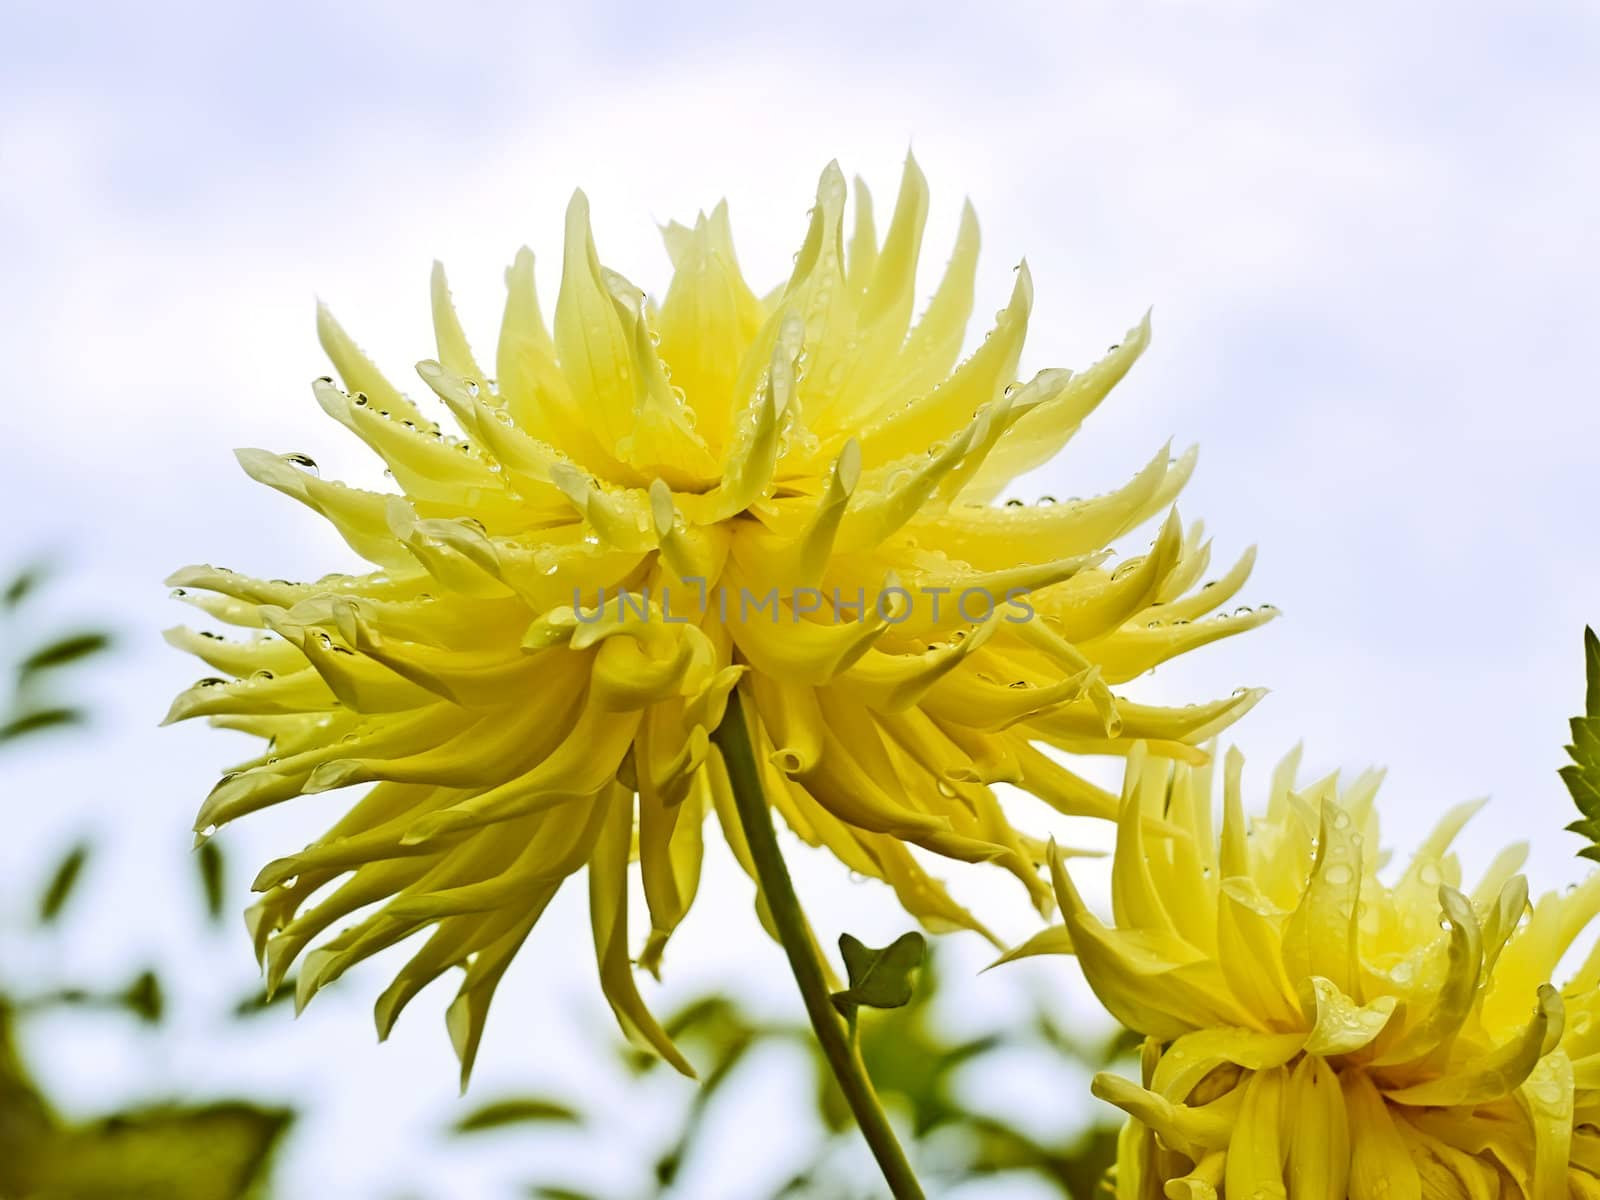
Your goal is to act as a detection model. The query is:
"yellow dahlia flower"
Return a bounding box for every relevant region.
[164,157,1269,1084]
[1024,744,1600,1200]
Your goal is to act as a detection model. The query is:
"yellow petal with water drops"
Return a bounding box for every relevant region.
[1485,874,1600,1030]
[1520,1050,1574,1200]
[496,249,557,407]
[827,153,929,424]
[233,448,412,570]
[1408,1129,1502,1200]
[1346,1070,1421,1200]
[1213,879,1302,1029]
[925,440,1189,572]
[430,260,487,385]
[874,198,980,411]
[1385,984,1562,1106]
[852,261,1030,467]
[553,191,637,447]
[316,301,430,428]
[1149,1027,1303,1101]
[1286,1055,1350,1200]
[1371,886,1483,1069]
[1300,977,1398,1057]
[1225,1066,1287,1200]
[961,312,1152,501]
[1283,801,1365,1000]
[655,208,763,447]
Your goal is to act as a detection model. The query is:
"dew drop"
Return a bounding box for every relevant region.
[281,452,319,477]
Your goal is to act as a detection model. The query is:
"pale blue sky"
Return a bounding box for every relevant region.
[3,2,1598,1196]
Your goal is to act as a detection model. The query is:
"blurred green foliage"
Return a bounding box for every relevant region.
[1,563,293,1199]
[476,948,1129,1200]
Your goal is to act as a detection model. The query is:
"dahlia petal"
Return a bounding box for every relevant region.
[1111,745,1177,935]
[1224,1066,1286,1200]
[961,311,1153,502]
[494,247,568,433]
[1519,1050,1574,1200]
[589,787,694,1077]
[1163,1152,1225,1200]
[638,783,706,976]
[235,448,412,568]
[553,191,636,445]
[825,153,929,423]
[921,438,1188,569]
[852,260,1028,466]
[843,175,878,297]
[1300,977,1398,1056]
[1286,1056,1350,1200]
[1147,1028,1301,1103]
[1345,1070,1422,1200]
[1092,1073,1239,1161]
[988,925,1076,969]
[315,301,430,428]
[656,208,764,448]
[1283,801,1365,999]
[873,198,980,413]
[1372,886,1484,1068]
[1386,984,1562,1106]
[429,261,487,385]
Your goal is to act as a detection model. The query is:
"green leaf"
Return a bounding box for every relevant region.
[2,565,47,611]
[1564,627,1600,858]
[829,931,926,1021]
[450,1098,583,1134]
[196,840,226,921]
[19,632,112,679]
[231,984,296,1019]
[7,1102,291,1200]
[38,842,90,924]
[119,971,165,1024]
[0,707,83,744]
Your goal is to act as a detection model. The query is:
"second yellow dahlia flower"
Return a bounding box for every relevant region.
[1028,745,1600,1200]
[164,157,1269,1082]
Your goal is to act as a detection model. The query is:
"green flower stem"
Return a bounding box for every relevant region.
[712,692,926,1200]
